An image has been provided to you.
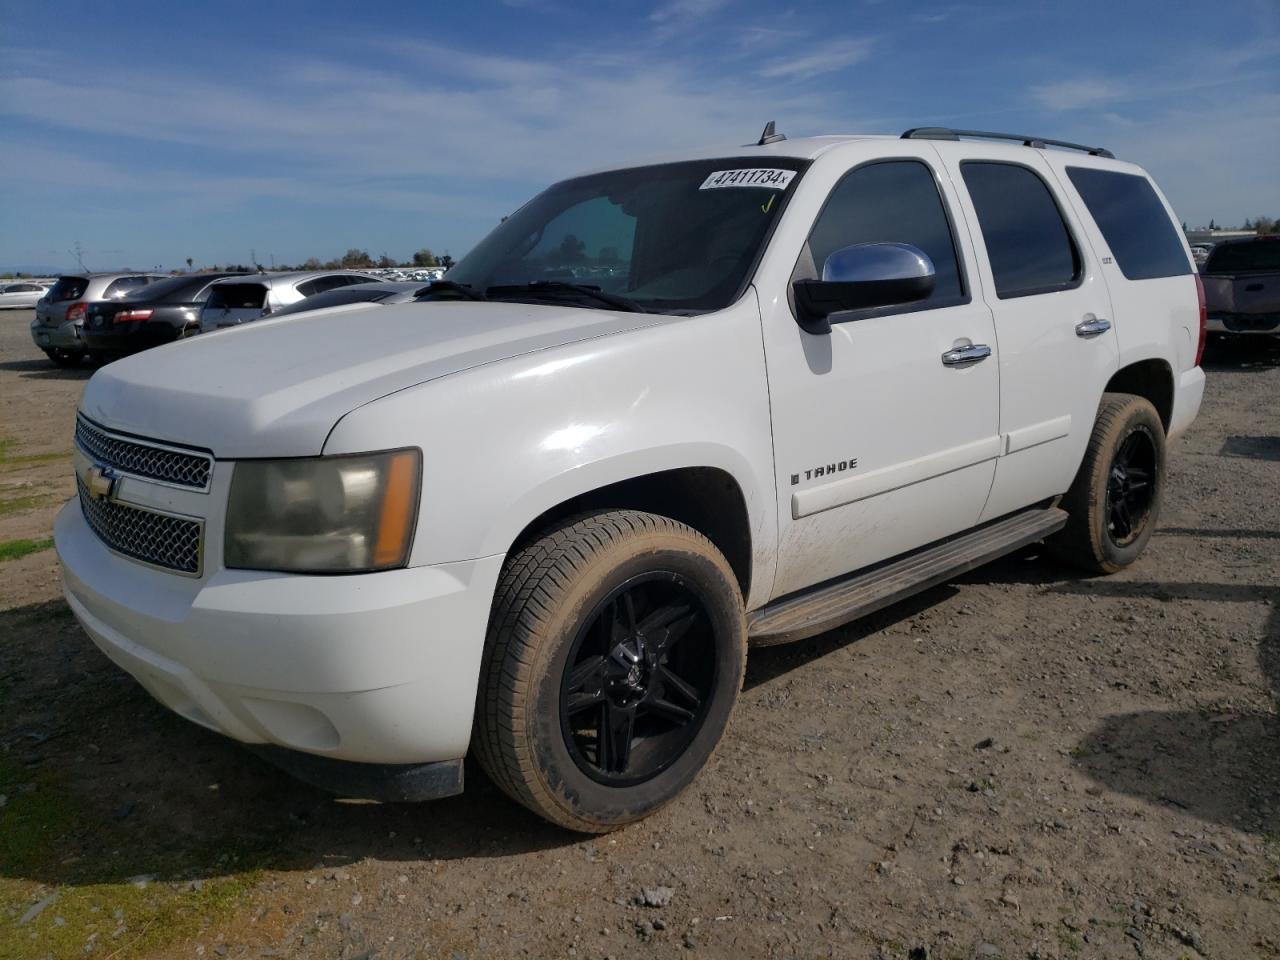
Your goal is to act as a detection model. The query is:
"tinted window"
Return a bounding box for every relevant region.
[1066,167,1190,280]
[48,276,89,301]
[1203,240,1280,274]
[962,162,1080,298]
[271,288,393,317]
[205,283,267,310]
[801,160,964,308]
[449,157,807,312]
[104,276,151,298]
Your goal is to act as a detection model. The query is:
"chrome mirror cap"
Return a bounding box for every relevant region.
[822,242,935,284]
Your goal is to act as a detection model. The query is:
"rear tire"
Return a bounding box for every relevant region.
[44,348,84,367]
[473,510,746,833]
[1049,393,1166,574]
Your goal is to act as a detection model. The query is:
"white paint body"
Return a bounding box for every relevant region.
[55,135,1204,766]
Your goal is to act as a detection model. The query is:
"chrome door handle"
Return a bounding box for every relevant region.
[1075,317,1112,338]
[941,343,992,366]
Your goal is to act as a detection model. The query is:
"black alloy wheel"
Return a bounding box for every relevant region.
[1105,428,1157,546]
[559,572,716,786]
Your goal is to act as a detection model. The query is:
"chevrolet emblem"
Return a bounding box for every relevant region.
[85,464,118,501]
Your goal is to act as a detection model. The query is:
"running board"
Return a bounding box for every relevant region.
[748,506,1068,646]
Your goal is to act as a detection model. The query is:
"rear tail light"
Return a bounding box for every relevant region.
[113,308,154,324]
[66,302,87,324]
[1194,274,1207,366]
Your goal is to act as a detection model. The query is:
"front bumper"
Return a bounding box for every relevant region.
[30,317,84,351]
[55,500,505,765]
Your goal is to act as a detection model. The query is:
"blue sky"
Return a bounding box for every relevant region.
[2,0,1277,271]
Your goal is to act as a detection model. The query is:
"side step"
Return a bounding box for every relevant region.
[748,506,1068,646]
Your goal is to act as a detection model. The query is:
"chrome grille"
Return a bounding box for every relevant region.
[75,416,212,490]
[77,476,203,575]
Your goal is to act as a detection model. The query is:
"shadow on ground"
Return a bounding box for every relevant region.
[0,358,95,381]
[1201,334,1280,371]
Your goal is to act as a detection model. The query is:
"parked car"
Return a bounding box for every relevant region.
[78,273,250,360]
[1189,243,1212,265]
[56,125,1203,832]
[0,280,50,309]
[197,272,383,332]
[30,273,167,365]
[1199,235,1280,338]
[267,282,425,319]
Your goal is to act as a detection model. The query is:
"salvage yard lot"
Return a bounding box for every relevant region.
[1,308,1277,960]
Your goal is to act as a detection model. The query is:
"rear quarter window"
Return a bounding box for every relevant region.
[104,276,152,298]
[1066,167,1191,280]
[48,276,89,302]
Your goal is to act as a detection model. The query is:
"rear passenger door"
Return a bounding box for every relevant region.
[937,147,1119,522]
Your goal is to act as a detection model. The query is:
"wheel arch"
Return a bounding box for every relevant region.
[506,466,755,601]
[1104,358,1174,431]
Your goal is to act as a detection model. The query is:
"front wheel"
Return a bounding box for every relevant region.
[1050,393,1166,574]
[472,510,746,832]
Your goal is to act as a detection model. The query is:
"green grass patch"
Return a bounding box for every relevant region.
[0,494,55,517]
[0,538,53,563]
[0,438,71,467]
[0,759,268,960]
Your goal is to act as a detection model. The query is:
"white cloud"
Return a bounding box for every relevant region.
[1029,79,1121,111]
[758,38,874,81]
[649,0,731,23]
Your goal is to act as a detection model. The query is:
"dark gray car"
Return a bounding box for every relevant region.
[31,272,166,365]
[266,282,425,318]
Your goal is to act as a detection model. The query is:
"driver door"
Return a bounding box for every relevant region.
[760,152,1001,599]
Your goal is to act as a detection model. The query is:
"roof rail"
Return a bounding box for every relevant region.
[901,127,1115,159]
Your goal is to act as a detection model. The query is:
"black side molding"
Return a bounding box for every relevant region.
[248,745,464,802]
[902,127,1115,159]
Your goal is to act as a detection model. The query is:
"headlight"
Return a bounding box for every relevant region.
[224,449,420,573]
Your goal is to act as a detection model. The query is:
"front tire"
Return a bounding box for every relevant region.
[1050,393,1166,574]
[473,510,746,833]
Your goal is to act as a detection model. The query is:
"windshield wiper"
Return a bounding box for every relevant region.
[415,280,487,301]
[485,281,650,313]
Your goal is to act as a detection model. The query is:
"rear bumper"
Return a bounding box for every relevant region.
[30,317,83,350]
[1206,312,1280,334]
[1168,366,1205,443]
[82,322,181,354]
[55,500,506,765]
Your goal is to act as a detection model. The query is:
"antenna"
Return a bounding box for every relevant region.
[757,120,786,146]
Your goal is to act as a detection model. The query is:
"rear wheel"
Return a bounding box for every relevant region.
[43,348,84,367]
[473,510,746,832]
[1050,393,1165,574]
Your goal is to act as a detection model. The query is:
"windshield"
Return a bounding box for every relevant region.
[1203,240,1280,274]
[447,158,807,313]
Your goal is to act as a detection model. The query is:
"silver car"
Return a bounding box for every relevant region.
[0,281,50,309]
[198,271,383,332]
[31,272,166,365]
[265,282,425,318]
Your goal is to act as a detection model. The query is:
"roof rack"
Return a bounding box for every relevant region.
[901,127,1115,159]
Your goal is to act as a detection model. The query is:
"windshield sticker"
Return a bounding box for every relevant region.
[700,168,796,191]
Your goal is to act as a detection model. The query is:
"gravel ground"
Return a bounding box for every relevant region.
[1,309,1277,960]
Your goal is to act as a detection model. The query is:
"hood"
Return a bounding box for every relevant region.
[81,300,669,458]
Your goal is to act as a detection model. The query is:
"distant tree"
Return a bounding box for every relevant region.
[1209,219,1217,230]
[1243,218,1254,230]
[377,253,396,268]
[557,234,586,264]
[302,257,323,270]
[439,253,454,271]
[186,257,194,272]
[1254,215,1277,234]
[341,248,372,268]
[412,248,439,267]
[323,259,342,270]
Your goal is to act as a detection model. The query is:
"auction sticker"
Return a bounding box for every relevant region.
[700,168,796,190]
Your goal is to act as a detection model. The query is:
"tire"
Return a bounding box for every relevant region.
[44,348,84,367]
[1050,392,1166,574]
[473,510,747,833]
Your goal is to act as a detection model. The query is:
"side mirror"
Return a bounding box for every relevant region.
[793,242,936,334]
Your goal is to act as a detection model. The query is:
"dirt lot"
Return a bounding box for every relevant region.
[1,308,1277,960]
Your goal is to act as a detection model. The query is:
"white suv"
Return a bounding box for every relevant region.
[56,126,1205,832]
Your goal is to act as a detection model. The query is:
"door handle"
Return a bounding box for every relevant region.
[941,343,992,366]
[1075,317,1112,338]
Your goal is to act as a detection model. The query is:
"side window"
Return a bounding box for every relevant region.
[961,162,1081,298]
[296,279,324,297]
[802,159,965,307]
[103,276,150,298]
[1065,167,1191,280]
